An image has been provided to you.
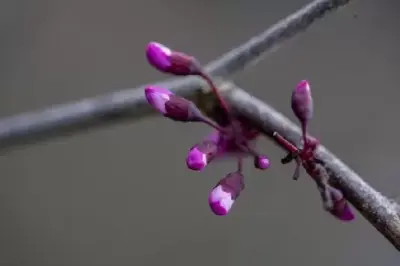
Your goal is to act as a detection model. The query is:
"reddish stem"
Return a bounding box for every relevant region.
[301,123,308,151]
[201,117,229,133]
[199,72,232,116]
[272,132,299,154]
[199,72,249,158]
[273,131,323,180]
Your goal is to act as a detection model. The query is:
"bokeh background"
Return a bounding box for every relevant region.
[0,0,399,265]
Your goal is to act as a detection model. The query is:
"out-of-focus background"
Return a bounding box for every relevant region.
[0,0,399,265]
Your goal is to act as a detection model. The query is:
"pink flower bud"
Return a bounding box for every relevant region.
[291,80,313,123]
[328,187,355,221]
[208,172,245,216]
[144,86,173,115]
[146,42,200,76]
[254,155,270,170]
[145,86,204,122]
[186,140,218,171]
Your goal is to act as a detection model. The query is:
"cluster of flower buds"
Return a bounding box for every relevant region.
[275,80,355,222]
[144,42,270,216]
[143,41,354,222]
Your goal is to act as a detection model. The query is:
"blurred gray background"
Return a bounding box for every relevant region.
[0,0,399,265]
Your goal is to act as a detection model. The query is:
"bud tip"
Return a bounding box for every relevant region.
[146,42,172,71]
[186,147,208,171]
[295,80,310,93]
[144,86,173,114]
[208,185,234,216]
[337,203,355,221]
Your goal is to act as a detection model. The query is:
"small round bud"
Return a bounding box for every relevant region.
[146,42,200,76]
[254,155,270,170]
[291,80,313,123]
[186,140,218,171]
[208,172,244,216]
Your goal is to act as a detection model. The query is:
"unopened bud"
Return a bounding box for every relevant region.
[145,86,204,122]
[291,80,313,124]
[144,86,173,115]
[186,140,218,171]
[146,42,201,76]
[254,155,270,170]
[164,95,203,122]
[328,187,355,221]
[208,172,244,216]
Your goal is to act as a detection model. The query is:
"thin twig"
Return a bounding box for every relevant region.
[0,0,353,151]
[200,81,400,251]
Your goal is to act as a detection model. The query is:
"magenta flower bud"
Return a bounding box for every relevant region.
[145,86,204,122]
[291,80,314,123]
[146,42,201,76]
[145,86,172,115]
[328,187,355,221]
[208,172,245,216]
[186,140,218,171]
[254,155,270,170]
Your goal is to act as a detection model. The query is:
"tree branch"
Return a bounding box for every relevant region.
[0,0,397,251]
[198,80,400,251]
[0,0,353,151]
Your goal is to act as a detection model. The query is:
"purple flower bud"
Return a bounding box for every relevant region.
[186,140,218,171]
[146,42,201,76]
[144,86,173,115]
[208,172,245,216]
[254,155,270,170]
[328,187,355,221]
[291,80,313,123]
[145,86,204,122]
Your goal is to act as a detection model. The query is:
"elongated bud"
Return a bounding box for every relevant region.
[186,140,218,171]
[254,155,270,170]
[328,187,355,221]
[291,80,313,124]
[208,172,244,216]
[144,86,172,114]
[145,86,204,122]
[146,42,201,76]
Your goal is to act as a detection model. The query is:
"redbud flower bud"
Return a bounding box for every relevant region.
[146,42,201,76]
[144,86,172,114]
[254,155,270,170]
[208,172,245,216]
[291,80,313,123]
[328,187,355,221]
[186,140,218,171]
[145,86,204,122]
